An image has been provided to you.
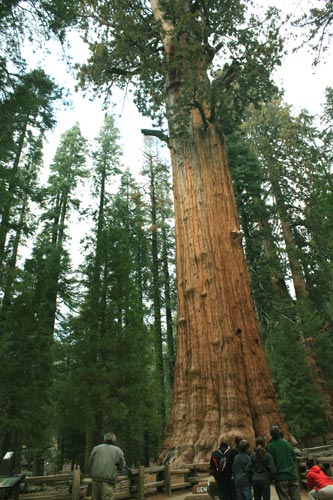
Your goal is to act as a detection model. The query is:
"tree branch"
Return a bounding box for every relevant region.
[192,100,209,128]
[141,129,169,144]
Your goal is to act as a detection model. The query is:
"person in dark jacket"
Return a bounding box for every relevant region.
[246,436,276,500]
[232,440,252,500]
[210,440,237,500]
[306,458,333,500]
[234,436,242,455]
[89,432,126,500]
[266,425,301,500]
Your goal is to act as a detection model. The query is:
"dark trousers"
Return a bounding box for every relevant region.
[235,485,252,500]
[253,480,271,500]
[218,478,236,500]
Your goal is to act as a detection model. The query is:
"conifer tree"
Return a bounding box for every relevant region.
[238,97,333,433]
[141,140,176,410]
[0,124,87,468]
[0,69,61,277]
[69,2,289,460]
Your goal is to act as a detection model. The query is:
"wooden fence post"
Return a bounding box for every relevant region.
[72,466,81,500]
[137,465,145,500]
[164,464,171,496]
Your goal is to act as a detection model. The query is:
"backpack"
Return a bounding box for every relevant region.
[216,447,231,475]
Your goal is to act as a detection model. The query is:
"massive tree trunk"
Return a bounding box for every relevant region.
[150,0,287,464]
[159,110,286,464]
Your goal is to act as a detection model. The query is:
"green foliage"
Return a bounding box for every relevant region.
[266,315,329,443]
[75,1,284,126]
[56,169,162,468]
[49,122,167,468]
[0,69,62,273]
[229,94,333,437]
[293,1,333,64]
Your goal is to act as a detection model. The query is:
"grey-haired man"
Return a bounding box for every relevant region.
[89,433,126,500]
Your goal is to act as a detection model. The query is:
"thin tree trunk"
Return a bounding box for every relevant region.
[161,218,175,386]
[0,117,28,270]
[2,194,28,309]
[269,173,309,300]
[150,165,166,422]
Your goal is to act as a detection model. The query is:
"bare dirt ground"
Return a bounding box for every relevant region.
[146,486,309,500]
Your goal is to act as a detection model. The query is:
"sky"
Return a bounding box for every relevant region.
[24,34,153,174]
[21,1,332,264]
[39,47,330,170]
[23,0,332,176]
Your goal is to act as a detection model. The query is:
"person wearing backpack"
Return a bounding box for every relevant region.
[210,440,237,500]
[246,436,276,500]
[232,440,252,500]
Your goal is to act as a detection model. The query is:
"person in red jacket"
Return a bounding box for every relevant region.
[306,458,333,500]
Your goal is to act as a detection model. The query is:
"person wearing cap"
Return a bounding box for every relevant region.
[89,432,126,500]
[266,425,301,500]
[306,457,333,500]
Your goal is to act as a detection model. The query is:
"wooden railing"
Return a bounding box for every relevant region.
[20,451,333,500]
[297,454,333,489]
[21,462,211,500]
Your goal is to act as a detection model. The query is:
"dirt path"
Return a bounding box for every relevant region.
[147,486,309,500]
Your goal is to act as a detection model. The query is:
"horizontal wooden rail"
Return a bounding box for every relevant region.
[316,456,333,464]
[21,495,73,500]
[170,482,192,489]
[171,469,190,475]
[25,475,72,484]
[20,455,333,500]
[144,481,165,489]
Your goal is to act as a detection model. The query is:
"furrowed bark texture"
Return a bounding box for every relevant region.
[159,112,286,464]
[150,0,287,464]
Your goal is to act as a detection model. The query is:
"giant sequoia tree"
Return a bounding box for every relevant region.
[74,1,288,462]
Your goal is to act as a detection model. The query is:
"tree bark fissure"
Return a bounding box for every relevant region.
[159,107,286,463]
[149,1,286,464]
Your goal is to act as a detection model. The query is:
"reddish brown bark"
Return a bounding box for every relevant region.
[150,0,287,464]
[269,172,309,301]
[158,111,287,464]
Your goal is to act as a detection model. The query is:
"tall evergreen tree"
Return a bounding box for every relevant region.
[0,69,61,278]
[141,140,176,411]
[64,167,160,467]
[69,1,289,461]
[59,115,122,462]
[238,97,333,434]
[0,123,87,468]
[142,148,166,425]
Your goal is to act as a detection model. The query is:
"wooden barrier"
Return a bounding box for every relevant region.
[297,453,333,490]
[20,462,209,500]
[25,475,73,485]
[72,468,81,500]
[21,453,333,500]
